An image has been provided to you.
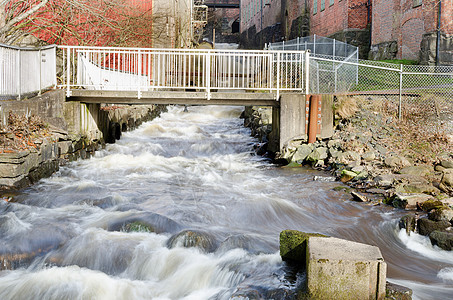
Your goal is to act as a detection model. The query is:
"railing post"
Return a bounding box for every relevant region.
[137,49,142,99]
[206,50,211,100]
[17,49,21,100]
[38,49,42,96]
[398,64,403,120]
[66,47,71,97]
[305,50,310,95]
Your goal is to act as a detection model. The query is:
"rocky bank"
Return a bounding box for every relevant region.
[243,95,453,251]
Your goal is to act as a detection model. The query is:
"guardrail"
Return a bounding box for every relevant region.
[58,46,310,100]
[0,43,57,100]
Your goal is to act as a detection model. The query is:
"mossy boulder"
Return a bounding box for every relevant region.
[340,170,357,183]
[123,221,154,233]
[420,199,444,212]
[428,207,453,223]
[279,230,327,263]
[417,218,451,236]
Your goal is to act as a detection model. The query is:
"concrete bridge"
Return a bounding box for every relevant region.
[58,46,333,150]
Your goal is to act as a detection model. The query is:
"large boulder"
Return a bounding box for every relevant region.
[417,218,451,236]
[291,144,314,164]
[429,207,453,223]
[384,156,411,169]
[392,193,434,210]
[306,147,328,164]
[429,230,453,251]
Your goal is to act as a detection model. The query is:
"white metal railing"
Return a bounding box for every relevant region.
[0,43,57,100]
[58,46,309,100]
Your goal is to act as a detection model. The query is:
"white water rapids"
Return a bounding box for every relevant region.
[0,105,452,299]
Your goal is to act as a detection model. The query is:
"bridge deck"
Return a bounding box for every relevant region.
[68,90,280,107]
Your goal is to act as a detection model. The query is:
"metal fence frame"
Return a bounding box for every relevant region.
[58,46,310,100]
[0,43,57,100]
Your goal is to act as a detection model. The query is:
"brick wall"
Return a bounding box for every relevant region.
[371,0,452,61]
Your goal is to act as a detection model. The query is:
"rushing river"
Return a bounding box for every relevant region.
[1,105,453,299]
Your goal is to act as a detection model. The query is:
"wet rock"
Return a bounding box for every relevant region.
[306,147,328,164]
[399,165,433,177]
[340,170,357,183]
[279,230,327,263]
[418,218,451,236]
[108,212,183,234]
[167,230,218,253]
[420,199,444,212]
[384,156,411,169]
[291,144,313,164]
[439,169,453,194]
[428,207,453,223]
[429,230,453,251]
[399,215,417,234]
[386,281,413,300]
[392,193,434,210]
[351,191,369,202]
[216,234,276,255]
[366,188,387,195]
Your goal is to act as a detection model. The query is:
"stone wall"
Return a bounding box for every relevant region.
[368,40,398,61]
[329,26,371,59]
[0,90,165,190]
[419,32,453,65]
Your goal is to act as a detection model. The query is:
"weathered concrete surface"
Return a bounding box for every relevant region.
[306,237,387,300]
[279,230,327,263]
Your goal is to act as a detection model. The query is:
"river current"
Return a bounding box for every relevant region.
[1,105,452,299]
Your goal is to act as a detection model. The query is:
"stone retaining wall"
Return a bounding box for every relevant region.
[0,90,165,190]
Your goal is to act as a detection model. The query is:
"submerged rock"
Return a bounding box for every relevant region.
[108,212,183,234]
[167,230,218,253]
[217,234,276,255]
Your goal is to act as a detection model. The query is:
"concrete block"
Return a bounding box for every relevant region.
[306,237,386,299]
[279,94,307,149]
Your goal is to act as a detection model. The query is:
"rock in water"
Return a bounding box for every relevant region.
[167,230,218,253]
[417,219,451,236]
[399,215,417,234]
[429,231,453,251]
[351,191,369,202]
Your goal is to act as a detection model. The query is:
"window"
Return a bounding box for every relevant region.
[313,0,317,14]
[321,0,325,11]
[413,0,422,7]
[330,0,334,6]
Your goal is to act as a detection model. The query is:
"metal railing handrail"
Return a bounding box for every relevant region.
[0,43,56,51]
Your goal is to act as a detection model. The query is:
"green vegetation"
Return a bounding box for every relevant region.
[378,59,418,65]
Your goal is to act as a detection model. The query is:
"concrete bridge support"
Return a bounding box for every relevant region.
[269,94,334,152]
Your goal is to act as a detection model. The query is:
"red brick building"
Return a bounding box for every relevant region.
[240,0,452,64]
[370,0,453,64]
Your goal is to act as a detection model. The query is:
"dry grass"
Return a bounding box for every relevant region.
[334,96,359,120]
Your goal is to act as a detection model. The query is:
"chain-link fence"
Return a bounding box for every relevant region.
[310,55,453,133]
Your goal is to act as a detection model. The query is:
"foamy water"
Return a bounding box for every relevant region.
[0,105,452,299]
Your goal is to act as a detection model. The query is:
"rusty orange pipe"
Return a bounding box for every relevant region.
[308,95,319,144]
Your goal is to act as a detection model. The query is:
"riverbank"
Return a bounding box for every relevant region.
[0,90,166,191]
[244,96,453,250]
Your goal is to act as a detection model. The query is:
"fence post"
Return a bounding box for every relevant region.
[137,49,142,99]
[297,37,300,51]
[313,34,316,55]
[276,52,280,100]
[38,49,42,96]
[305,50,310,95]
[17,50,21,100]
[398,64,403,120]
[66,48,71,97]
[206,51,211,100]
